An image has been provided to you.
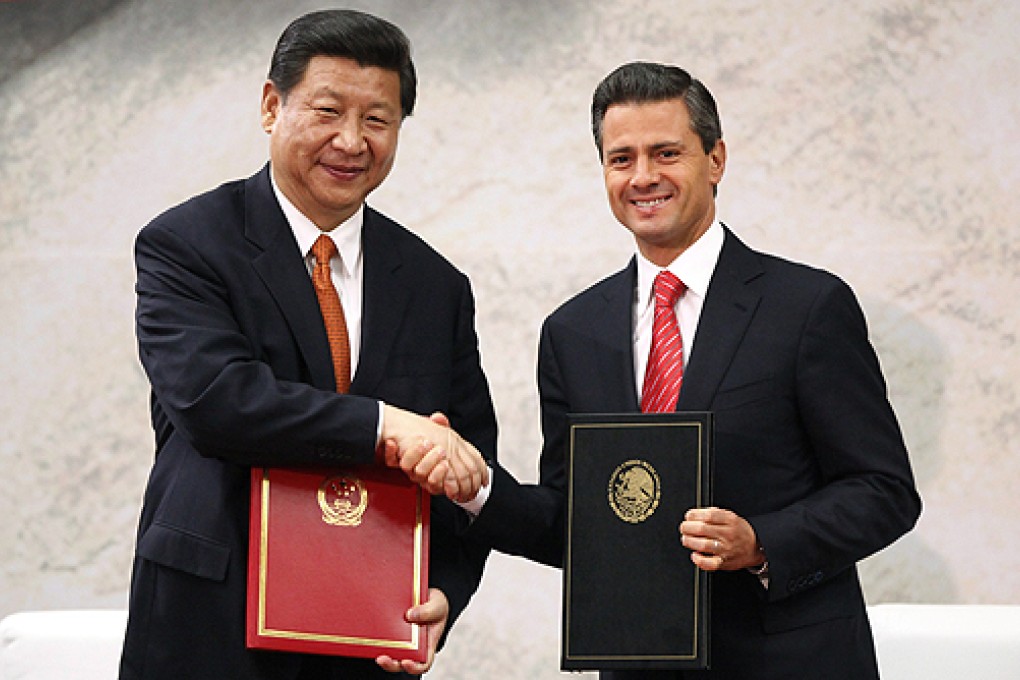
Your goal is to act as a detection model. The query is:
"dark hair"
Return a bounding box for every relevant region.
[268,9,417,118]
[591,62,721,158]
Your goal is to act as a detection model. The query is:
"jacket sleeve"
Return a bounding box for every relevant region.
[464,316,567,569]
[747,278,921,602]
[135,218,379,467]
[423,277,498,640]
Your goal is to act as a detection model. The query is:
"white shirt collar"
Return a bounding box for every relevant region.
[636,220,725,307]
[269,171,364,275]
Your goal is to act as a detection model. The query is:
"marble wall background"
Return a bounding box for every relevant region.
[1,1,1017,677]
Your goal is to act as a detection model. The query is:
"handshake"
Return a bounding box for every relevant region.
[380,405,488,503]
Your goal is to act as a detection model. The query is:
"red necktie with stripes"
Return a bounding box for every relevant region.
[641,270,686,413]
[311,234,351,393]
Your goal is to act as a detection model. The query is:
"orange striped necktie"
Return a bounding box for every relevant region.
[640,270,686,413]
[311,234,351,393]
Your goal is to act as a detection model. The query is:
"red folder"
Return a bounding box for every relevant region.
[247,465,429,662]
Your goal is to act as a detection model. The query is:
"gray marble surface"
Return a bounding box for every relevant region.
[1,1,1017,677]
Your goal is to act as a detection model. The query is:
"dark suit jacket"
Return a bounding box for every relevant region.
[468,226,920,679]
[120,165,497,679]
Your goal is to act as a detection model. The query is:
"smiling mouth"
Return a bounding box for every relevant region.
[632,196,670,208]
[321,162,366,178]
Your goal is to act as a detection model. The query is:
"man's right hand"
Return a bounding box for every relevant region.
[380,405,488,502]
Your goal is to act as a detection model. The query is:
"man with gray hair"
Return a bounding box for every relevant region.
[120,10,495,679]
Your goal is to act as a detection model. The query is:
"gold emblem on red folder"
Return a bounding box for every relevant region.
[608,459,660,523]
[318,475,368,526]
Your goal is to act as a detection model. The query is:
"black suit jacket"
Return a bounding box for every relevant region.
[468,226,920,679]
[120,165,497,679]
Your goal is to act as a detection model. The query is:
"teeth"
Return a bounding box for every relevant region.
[634,197,667,208]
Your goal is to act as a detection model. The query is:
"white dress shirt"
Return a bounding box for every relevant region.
[269,174,384,439]
[633,220,725,401]
[271,176,365,371]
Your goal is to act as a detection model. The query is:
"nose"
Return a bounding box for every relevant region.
[331,116,367,155]
[630,155,659,188]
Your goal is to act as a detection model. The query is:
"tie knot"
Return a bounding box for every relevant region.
[311,234,338,266]
[653,270,685,308]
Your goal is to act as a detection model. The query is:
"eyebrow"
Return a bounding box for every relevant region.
[308,87,398,114]
[605,139,685,157]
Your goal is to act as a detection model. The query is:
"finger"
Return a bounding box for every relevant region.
[442,432,470,481]
[412,445,447,483]
[679,519,707,539]
[398,438,432,476]
[480,456,490,487]
[398,658,429,675]
[679,531,703,551]
[378,439,400,467]
[465,439,487,488]
[407,593,446,625]
[690,551,725,572]
[443,439,475,499]
[375,655,402,673]
[451,436,485,492]
[685,506,724,523]
[425,460,450,496]
[429,411,451,428]
[680,532,720,554]
[397,439,428,474]
[444,472,463,503]
[707,538,729,569]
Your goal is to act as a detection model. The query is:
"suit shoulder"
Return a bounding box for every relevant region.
[140,177,246,240]
[366,206,467,279]
[745,248,865,326]
[545,265,632,327]
[722,228,849,292]
[761,251,847,287]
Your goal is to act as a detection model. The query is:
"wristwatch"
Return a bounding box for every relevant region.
[747,544,768,576]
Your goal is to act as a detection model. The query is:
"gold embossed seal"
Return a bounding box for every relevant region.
[608,459,660,523]
[318,475,368,527]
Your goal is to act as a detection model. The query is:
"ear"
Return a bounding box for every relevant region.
[708,139,726,186]
[261,80,280,134]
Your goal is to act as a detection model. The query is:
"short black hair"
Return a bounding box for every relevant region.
[591,62,721,158]
[268,9,417,118]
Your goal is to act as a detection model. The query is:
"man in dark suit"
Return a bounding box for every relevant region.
[120,10,495,679]
[450,62,921,678]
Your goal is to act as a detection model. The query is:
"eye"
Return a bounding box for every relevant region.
[607,154,632,168]
[315,107,340,117]
[659,148,681,160]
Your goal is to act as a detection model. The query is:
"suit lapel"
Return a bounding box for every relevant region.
[351,207,410,397]
[677,226,764,411]
[594,260,642,412]
[244,165,336,392]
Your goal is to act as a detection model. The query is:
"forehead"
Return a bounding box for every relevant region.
[602,98,694,147]
[294,55,401,105]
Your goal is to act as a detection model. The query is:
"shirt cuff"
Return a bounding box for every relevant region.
[454,466,493,517]
[375,400,385,446]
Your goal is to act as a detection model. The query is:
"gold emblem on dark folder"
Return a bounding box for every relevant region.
[608,459,661,523]
[318,475,368,526]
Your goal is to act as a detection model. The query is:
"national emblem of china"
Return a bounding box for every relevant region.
[318,475,368,527]
[608,459,661,523]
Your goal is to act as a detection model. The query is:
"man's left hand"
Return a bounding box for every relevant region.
[376,587,448,675]
[680,506,765,571]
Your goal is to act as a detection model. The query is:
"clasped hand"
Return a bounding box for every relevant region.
[380,405,487,502]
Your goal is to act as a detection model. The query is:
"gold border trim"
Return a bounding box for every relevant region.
[256,469,423,650]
